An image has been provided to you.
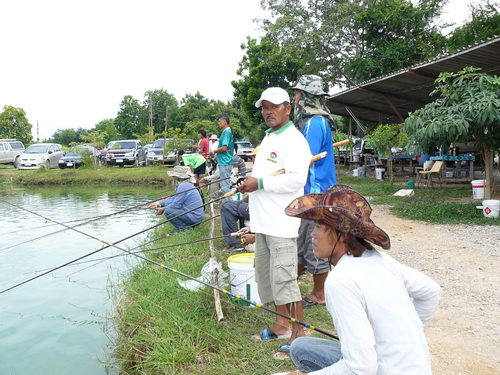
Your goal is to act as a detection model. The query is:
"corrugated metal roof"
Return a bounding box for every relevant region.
[326,36,500,125]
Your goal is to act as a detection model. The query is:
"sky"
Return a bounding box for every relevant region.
[0,0,484,140]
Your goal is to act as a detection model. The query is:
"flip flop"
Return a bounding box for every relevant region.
[273,344,291,360]
[302,296,326,308]
[252,327,292,341]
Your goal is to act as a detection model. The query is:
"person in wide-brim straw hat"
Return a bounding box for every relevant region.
[281,184,442,375]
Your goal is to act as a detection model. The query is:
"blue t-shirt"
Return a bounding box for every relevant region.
[160,181,204,223]
[217,127,234,166]
[302,116,336,194]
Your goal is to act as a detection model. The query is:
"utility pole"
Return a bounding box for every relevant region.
[148,94,153,137]
[37,121,40,142]
[162,106,169,167]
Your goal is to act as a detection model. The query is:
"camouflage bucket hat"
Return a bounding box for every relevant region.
[290,74,328,96]
[285,185,390,249]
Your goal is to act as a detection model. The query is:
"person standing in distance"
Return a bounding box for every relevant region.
[210,115,234,198]
[290,74,337,308]
[237,87,312,360]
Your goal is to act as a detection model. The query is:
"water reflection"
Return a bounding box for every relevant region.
[0,185,166,375]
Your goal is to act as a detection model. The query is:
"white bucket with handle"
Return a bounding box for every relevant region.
[476,199,500,218]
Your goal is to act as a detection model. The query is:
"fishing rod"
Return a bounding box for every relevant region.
[0,186,238,294]
[1,199,338,340]
[0,169,244,253]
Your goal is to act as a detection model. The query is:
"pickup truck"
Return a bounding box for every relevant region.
[105,139,146,167]
[0,139,25,167]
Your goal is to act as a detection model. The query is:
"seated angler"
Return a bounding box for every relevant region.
[282,184,442,375]
[149,166,204,231]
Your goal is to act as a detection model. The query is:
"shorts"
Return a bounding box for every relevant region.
[193,162,206,176]
[297,219,331,274]
[254,233,302,306]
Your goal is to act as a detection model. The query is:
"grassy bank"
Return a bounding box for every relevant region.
[0,165,170,185]
[111,172,498,375]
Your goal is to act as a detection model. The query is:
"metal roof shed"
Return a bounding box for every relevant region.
[326,36,500,125]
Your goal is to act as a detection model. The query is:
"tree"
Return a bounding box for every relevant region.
[0,105,33,144]
[232,37,302,126]
[260,0,448,87]
[447,1,500,51]
[49,127,88,146]
[403,67,500,198]
[93,118,119,143]
[80,130,108,149]
[115,95,147,139]
[143,89,179,135]
[364,124,410,180]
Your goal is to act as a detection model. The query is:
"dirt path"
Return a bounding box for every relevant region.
[371,206,499,374]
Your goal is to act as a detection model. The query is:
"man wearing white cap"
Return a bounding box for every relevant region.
[237,87,312,359]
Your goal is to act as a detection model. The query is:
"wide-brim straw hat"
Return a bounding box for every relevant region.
[167,166,196,183]
[285,184,390,249]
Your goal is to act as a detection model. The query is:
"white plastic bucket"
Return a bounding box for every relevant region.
[476,199,500,218]
[352,168,358,177]
[227,253,261,306]
[375,168,385,180]
[471,180,486,199]
[353,154,360,162]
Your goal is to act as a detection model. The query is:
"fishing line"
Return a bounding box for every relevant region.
[0,188,237,294]
[1,199,338,340]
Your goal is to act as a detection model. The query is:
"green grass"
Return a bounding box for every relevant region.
[0,165,171,185]
[113,216,333,374]
[338,175,500,225]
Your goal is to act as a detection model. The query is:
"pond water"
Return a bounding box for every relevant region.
[0,185,167,375]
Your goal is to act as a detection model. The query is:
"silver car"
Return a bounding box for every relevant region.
[18,143,64,169]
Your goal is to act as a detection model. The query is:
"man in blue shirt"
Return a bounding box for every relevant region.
[210,115,234,198]
[290,74,337,308]
[149,166,204,230]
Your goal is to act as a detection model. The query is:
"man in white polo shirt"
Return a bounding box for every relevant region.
[237,87,312,360]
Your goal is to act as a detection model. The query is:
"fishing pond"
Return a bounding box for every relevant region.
[0,185,165,375]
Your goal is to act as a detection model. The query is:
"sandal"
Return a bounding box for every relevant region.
[302,296,326,308]
[252,327,292,341]
[273,344,291,360]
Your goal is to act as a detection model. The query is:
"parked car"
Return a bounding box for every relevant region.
[0,139,25,167]
[235,140,255,161]
[58,145,101,169]
[147,138,196,166]
[105,140,146,167]
[17,143,63,169]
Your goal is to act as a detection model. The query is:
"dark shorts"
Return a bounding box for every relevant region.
[193,162,206,176]
[297,219,331,274]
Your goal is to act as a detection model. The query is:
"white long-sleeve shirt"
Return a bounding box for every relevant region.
[249,121,311,238]
[315,250,442,375]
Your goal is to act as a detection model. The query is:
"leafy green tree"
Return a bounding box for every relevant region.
[93,118,119,143]
[403,67,500,198]
[260,0,447,86]
[447,1,500,51]
[365,124,410,180]
[0,105,33,144]
[115,95,147,139]
[143,89,180,135]
[232,37,302,126]
[80,130,108,149]
[49,127,89,146]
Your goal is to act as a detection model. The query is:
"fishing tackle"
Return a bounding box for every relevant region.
[0,197,338,341]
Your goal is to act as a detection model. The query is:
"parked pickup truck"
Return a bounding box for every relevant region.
[105,139,146,167]
[0,139,25,167]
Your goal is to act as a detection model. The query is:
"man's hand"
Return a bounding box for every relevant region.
[155,207,164,215]
[241,233,255,246]
[237,176,259,193]
[148,202,159,209]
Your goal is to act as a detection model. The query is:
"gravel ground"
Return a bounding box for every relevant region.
[371,206,499,374]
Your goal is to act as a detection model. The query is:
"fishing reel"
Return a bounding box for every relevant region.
[230,177,245,188]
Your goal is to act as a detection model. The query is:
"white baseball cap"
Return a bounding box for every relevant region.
[255,87,290,108]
